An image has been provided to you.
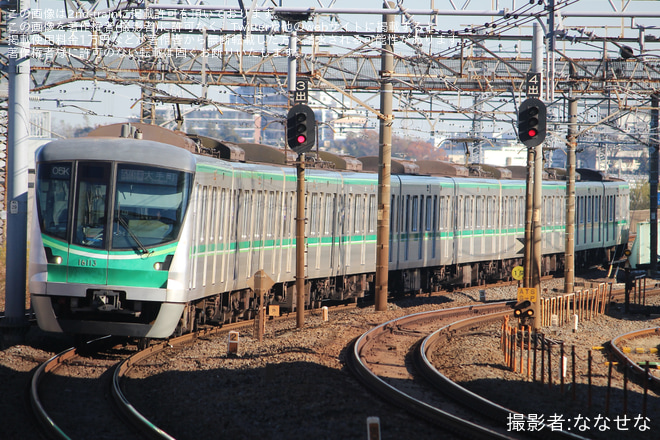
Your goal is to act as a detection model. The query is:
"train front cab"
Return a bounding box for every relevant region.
[29,138,195,338]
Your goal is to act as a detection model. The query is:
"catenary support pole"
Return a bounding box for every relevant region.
[565,98,578,294]
[524,150,533,288]
[525,23,544,290]
[531,23,544,329]
[288,28,297,95]
[1,7,31,346]
[375,1,395,312]
[650,94,659,274]
[532,140,543,330]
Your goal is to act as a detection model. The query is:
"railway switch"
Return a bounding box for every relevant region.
[287,104,316,154]
[518,98,546,148]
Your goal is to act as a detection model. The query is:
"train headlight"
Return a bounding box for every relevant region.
[45,247,63,264]
[153,255,174,271]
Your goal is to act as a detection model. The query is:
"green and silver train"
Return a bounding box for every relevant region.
[29,129,630,339]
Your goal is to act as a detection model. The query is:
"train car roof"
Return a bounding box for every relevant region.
[36,137,197,172]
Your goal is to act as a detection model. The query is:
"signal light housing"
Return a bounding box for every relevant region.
[287,104,316,154]
[513,300,534,319]
[518,98,546,148]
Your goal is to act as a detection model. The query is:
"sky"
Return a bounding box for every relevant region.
[17,0,660,138]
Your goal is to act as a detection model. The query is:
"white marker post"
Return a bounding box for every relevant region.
[227,331,240,355]
[366,417,381,440]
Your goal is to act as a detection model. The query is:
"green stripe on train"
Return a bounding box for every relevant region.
[42,234,176,288]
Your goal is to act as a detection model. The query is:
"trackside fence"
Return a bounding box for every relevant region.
[500,281,657,423]
[538,283,610,327]
[501,320,656,421]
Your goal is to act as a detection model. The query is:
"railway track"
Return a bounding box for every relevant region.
[28,281,659,439]
[31,303,357,439]
[30,337,139,440]
[609,327,660,391]
[348,301,591,440]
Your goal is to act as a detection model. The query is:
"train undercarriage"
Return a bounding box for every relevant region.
[180,244,623,335]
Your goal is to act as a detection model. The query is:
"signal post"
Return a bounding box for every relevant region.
[518,97,546,331]
[287,104,316,329]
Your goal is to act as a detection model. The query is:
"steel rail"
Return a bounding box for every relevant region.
[111,302,357,438]
[349,301,521,440]
[29,336,114,440]
[417,313,588,440]
[609,327,660,393]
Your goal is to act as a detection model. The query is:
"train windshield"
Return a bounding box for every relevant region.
[36,161,192,250]
[36,162,73,241]
[112,164,192,250]
[73,162,111,248]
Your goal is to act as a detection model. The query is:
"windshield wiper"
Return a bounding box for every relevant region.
[117,215,151,255]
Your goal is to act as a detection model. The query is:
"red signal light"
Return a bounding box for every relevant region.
[297,134,307,144]
[528,128,538,137]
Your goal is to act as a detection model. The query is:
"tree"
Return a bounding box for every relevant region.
[332,130,446,160]
[630,181,650,211]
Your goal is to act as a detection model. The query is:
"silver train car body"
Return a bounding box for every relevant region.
[29,135,630,338]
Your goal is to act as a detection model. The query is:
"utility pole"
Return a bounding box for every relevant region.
[279,13,311,329]
[1,2,31,346]
[524,24,544,289]
[524,154,533,288]
[374,1,395,312]
[650,94,659,274]
[565,98,578,294]
[295,159,306,328]
[532,126,543,331]
[531,24,544,330]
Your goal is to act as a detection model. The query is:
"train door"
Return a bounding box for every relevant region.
[210,187,218,286]
[346,193,353,268]
[453,191,463,265]
[232,189,244,288]
[68,162,111,284]
[389,176,402,269]
[487,194,497,260]
[284,191,294,274]
[337,193,347,277]
[429,195,437,261]
[415,194,423,261]
[219,188,229,287]
[404,195,410,261]
[200,186,210,288]
[389,194,397,265]
[250,190,265,276]
[606,195,613,243]
[475,195,484,257]
[326,193,337,276]
[267,191,280,277]
[438,193,451,266]
[310,192,323,271]
[359,194,369,266]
